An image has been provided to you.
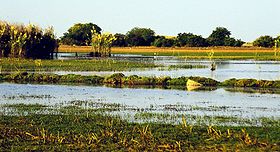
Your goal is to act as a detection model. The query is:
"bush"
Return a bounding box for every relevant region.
[153,36,175,47]
[177,33,208,47]
[112,33,128,47]
[253,36,274,48]
[104,73,125,85]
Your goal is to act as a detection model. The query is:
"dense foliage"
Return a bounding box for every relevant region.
[253,35,275,48]
[112,33,128,47]
[126,27,156,46]
[59,23,280,49]
[152,36,176,47]
[119,27,245,48]
[207,27,244,47]
[177,33,208,47]
[61,23,102,46]
[0,21,57,59]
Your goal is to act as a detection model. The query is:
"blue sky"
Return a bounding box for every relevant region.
[1,0,279,41]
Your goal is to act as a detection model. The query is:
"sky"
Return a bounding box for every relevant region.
[1,0,279,42]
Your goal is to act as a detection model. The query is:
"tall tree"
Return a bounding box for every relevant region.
[61,23,101,46]
[207,27,231,46]
[126,27,155,46]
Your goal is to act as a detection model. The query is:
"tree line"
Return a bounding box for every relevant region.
[1,21,280,59]
[61,23,280,48]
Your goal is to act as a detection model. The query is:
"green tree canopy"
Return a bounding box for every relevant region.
[112,33,127,47]
[61,23,101,46]
[152,36,175,47]
[253,35,274,48]
[177,33,207,47]
[207,27,231,46]
[224,37,245,47]
[126,27,155,46]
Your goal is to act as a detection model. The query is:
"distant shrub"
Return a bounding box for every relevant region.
[253,36,274,48]
[153,36,175,47]
[177,33,208,47]
[112,33,128,47]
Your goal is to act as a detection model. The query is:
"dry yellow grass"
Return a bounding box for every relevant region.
[59,45,275,53]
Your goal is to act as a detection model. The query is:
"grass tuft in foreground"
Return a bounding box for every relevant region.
[0,104,280,151]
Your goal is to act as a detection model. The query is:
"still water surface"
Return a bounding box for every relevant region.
[1,83,280,119]
[55,55,280,81]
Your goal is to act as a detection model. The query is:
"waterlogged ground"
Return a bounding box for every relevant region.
[53,56,280,81]
[1,83,280,126]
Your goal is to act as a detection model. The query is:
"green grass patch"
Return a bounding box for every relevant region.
[0,58,160,72]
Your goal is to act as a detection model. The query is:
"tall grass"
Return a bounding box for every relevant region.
[0,21,57,59]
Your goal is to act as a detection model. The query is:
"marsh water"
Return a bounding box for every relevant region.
[1,55,280,124]
[1,83,280,119]
[53,53,280,81]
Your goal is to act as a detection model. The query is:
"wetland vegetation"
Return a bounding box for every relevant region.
[1,103,279,151]
[0,58,160,72]
[1,72,280,89]
[1,20,280,151]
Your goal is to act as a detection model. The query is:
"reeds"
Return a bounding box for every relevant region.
[0,21,57,59]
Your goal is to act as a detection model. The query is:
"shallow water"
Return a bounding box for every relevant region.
[1,83,280,119]
[53,54,280,81]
